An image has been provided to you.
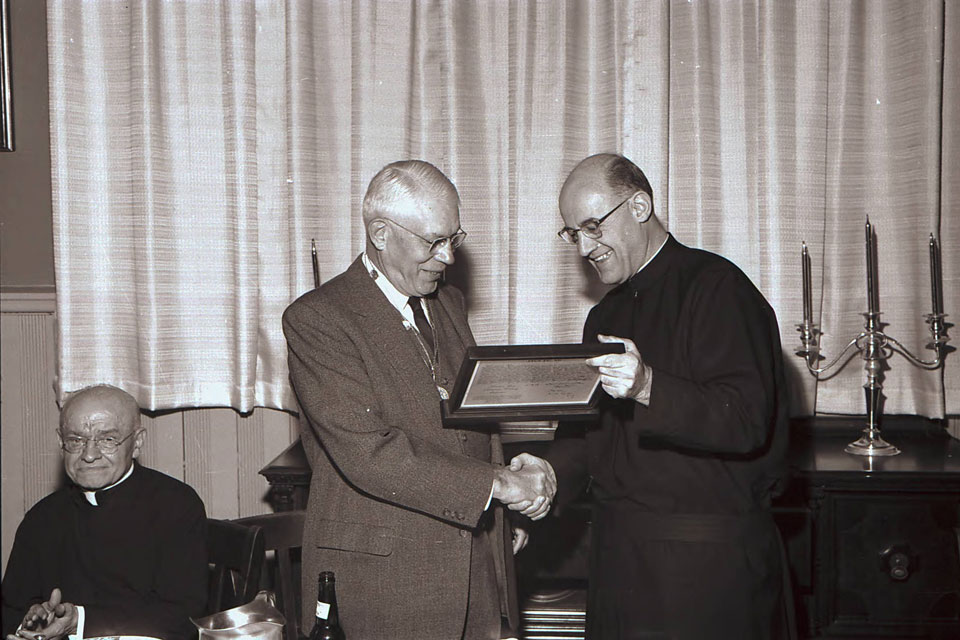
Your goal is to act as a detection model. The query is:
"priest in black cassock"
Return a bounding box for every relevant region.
[2,385,207,640]
[546,154,791,640]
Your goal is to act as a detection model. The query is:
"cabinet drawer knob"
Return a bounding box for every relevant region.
[879,545,914,581]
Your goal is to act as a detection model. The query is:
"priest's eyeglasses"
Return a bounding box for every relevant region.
[59,430,138,454]
[384,219,467,254]
[557,196,631,245]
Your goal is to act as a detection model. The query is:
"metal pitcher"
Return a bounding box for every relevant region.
[191,590,285,640]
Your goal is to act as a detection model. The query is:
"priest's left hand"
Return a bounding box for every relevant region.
[587,335,653,404]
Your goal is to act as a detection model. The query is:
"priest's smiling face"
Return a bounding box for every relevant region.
[559,188,655,286]
[58,385,144,491]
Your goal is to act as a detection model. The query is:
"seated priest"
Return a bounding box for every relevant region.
[2,384,208,640]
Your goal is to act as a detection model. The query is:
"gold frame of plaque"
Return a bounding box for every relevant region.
[440,343,624,426]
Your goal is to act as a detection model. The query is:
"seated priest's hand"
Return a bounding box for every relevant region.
[587,334,653,405]
[12,589,78,640]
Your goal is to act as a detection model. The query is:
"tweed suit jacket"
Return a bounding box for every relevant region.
[283,256,518,639]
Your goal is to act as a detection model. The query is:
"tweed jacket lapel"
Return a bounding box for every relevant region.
[338,257,459,418]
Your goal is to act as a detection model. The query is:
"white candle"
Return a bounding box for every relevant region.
[865,219,877,313]
[929,234,942,316]
[802,242,812,323]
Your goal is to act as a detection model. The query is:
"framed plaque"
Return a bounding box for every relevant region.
[440,343,624,426]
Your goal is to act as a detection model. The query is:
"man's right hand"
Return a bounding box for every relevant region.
[492,453,557,520]
[9,588,78,640]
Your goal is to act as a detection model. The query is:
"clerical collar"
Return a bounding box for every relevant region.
[633,235,669,276]
[83,462,135,506]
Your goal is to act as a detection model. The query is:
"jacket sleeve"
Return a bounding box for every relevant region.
[283,297,497,528]
[634,267,783,455]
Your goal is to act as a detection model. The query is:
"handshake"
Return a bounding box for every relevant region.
[492,453,557,520]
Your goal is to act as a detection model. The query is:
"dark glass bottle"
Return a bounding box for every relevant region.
[307,571,345,640]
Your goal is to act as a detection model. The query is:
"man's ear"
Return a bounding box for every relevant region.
[132,428,145,459]
[630,192,653,224]
[368,219,389,250]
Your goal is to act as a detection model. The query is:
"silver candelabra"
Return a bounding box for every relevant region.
[796,221,950,456]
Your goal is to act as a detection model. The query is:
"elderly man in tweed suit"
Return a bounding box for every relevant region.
[283,160,555,640]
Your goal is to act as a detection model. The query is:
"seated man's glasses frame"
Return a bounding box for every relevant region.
[59,430,141,455]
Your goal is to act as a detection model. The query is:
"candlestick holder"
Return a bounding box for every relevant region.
[796,310,950,456]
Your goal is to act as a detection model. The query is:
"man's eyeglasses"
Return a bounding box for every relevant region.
[557,196,631,245]
[384,218,467,255]
[59,430,139,454]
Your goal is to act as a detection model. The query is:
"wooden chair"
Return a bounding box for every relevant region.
[206,517,265,614]
[234,510,306,640]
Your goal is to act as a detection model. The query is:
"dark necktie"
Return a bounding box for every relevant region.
[408,296,435,352]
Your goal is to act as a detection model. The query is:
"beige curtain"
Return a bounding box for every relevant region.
[49,0,957,417]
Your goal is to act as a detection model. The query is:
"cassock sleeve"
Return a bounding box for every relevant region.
[1,508,54,636]
[629,267,781,455]
[542,421,590,513]
[282,296,497,528]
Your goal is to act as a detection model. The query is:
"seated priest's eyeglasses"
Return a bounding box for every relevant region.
[383,218,467,254]
[557,195,632,245]
[59,430,140,454]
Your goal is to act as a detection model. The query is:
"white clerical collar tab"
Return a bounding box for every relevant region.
[82,462,135,506]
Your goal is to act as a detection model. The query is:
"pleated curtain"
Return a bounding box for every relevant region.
[48,0,958,417]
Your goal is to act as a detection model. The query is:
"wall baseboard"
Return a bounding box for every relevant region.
[0,288,56,313]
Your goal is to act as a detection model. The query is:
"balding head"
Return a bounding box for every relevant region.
[558,154,665,285]
[559,153,655,214]
[58,385,144,490]
[60,384,141,431]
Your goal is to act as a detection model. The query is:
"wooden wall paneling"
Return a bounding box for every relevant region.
[1,314,27,576]
[19,314,61,503]
[139,411,187,482]
[183,408,241,520]
[237,408,268,517]
[0,312,60,574]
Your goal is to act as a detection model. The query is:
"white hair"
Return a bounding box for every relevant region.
[361,160,459,227]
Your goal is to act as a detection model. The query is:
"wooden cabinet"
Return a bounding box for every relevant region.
[783,420,960,638]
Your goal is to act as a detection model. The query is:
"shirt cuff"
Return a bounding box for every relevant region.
[484,480,495,511]
[70,605,85,640]
[633,366,653,406]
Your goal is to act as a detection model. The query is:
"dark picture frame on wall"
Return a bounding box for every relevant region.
[1,0,12,152]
